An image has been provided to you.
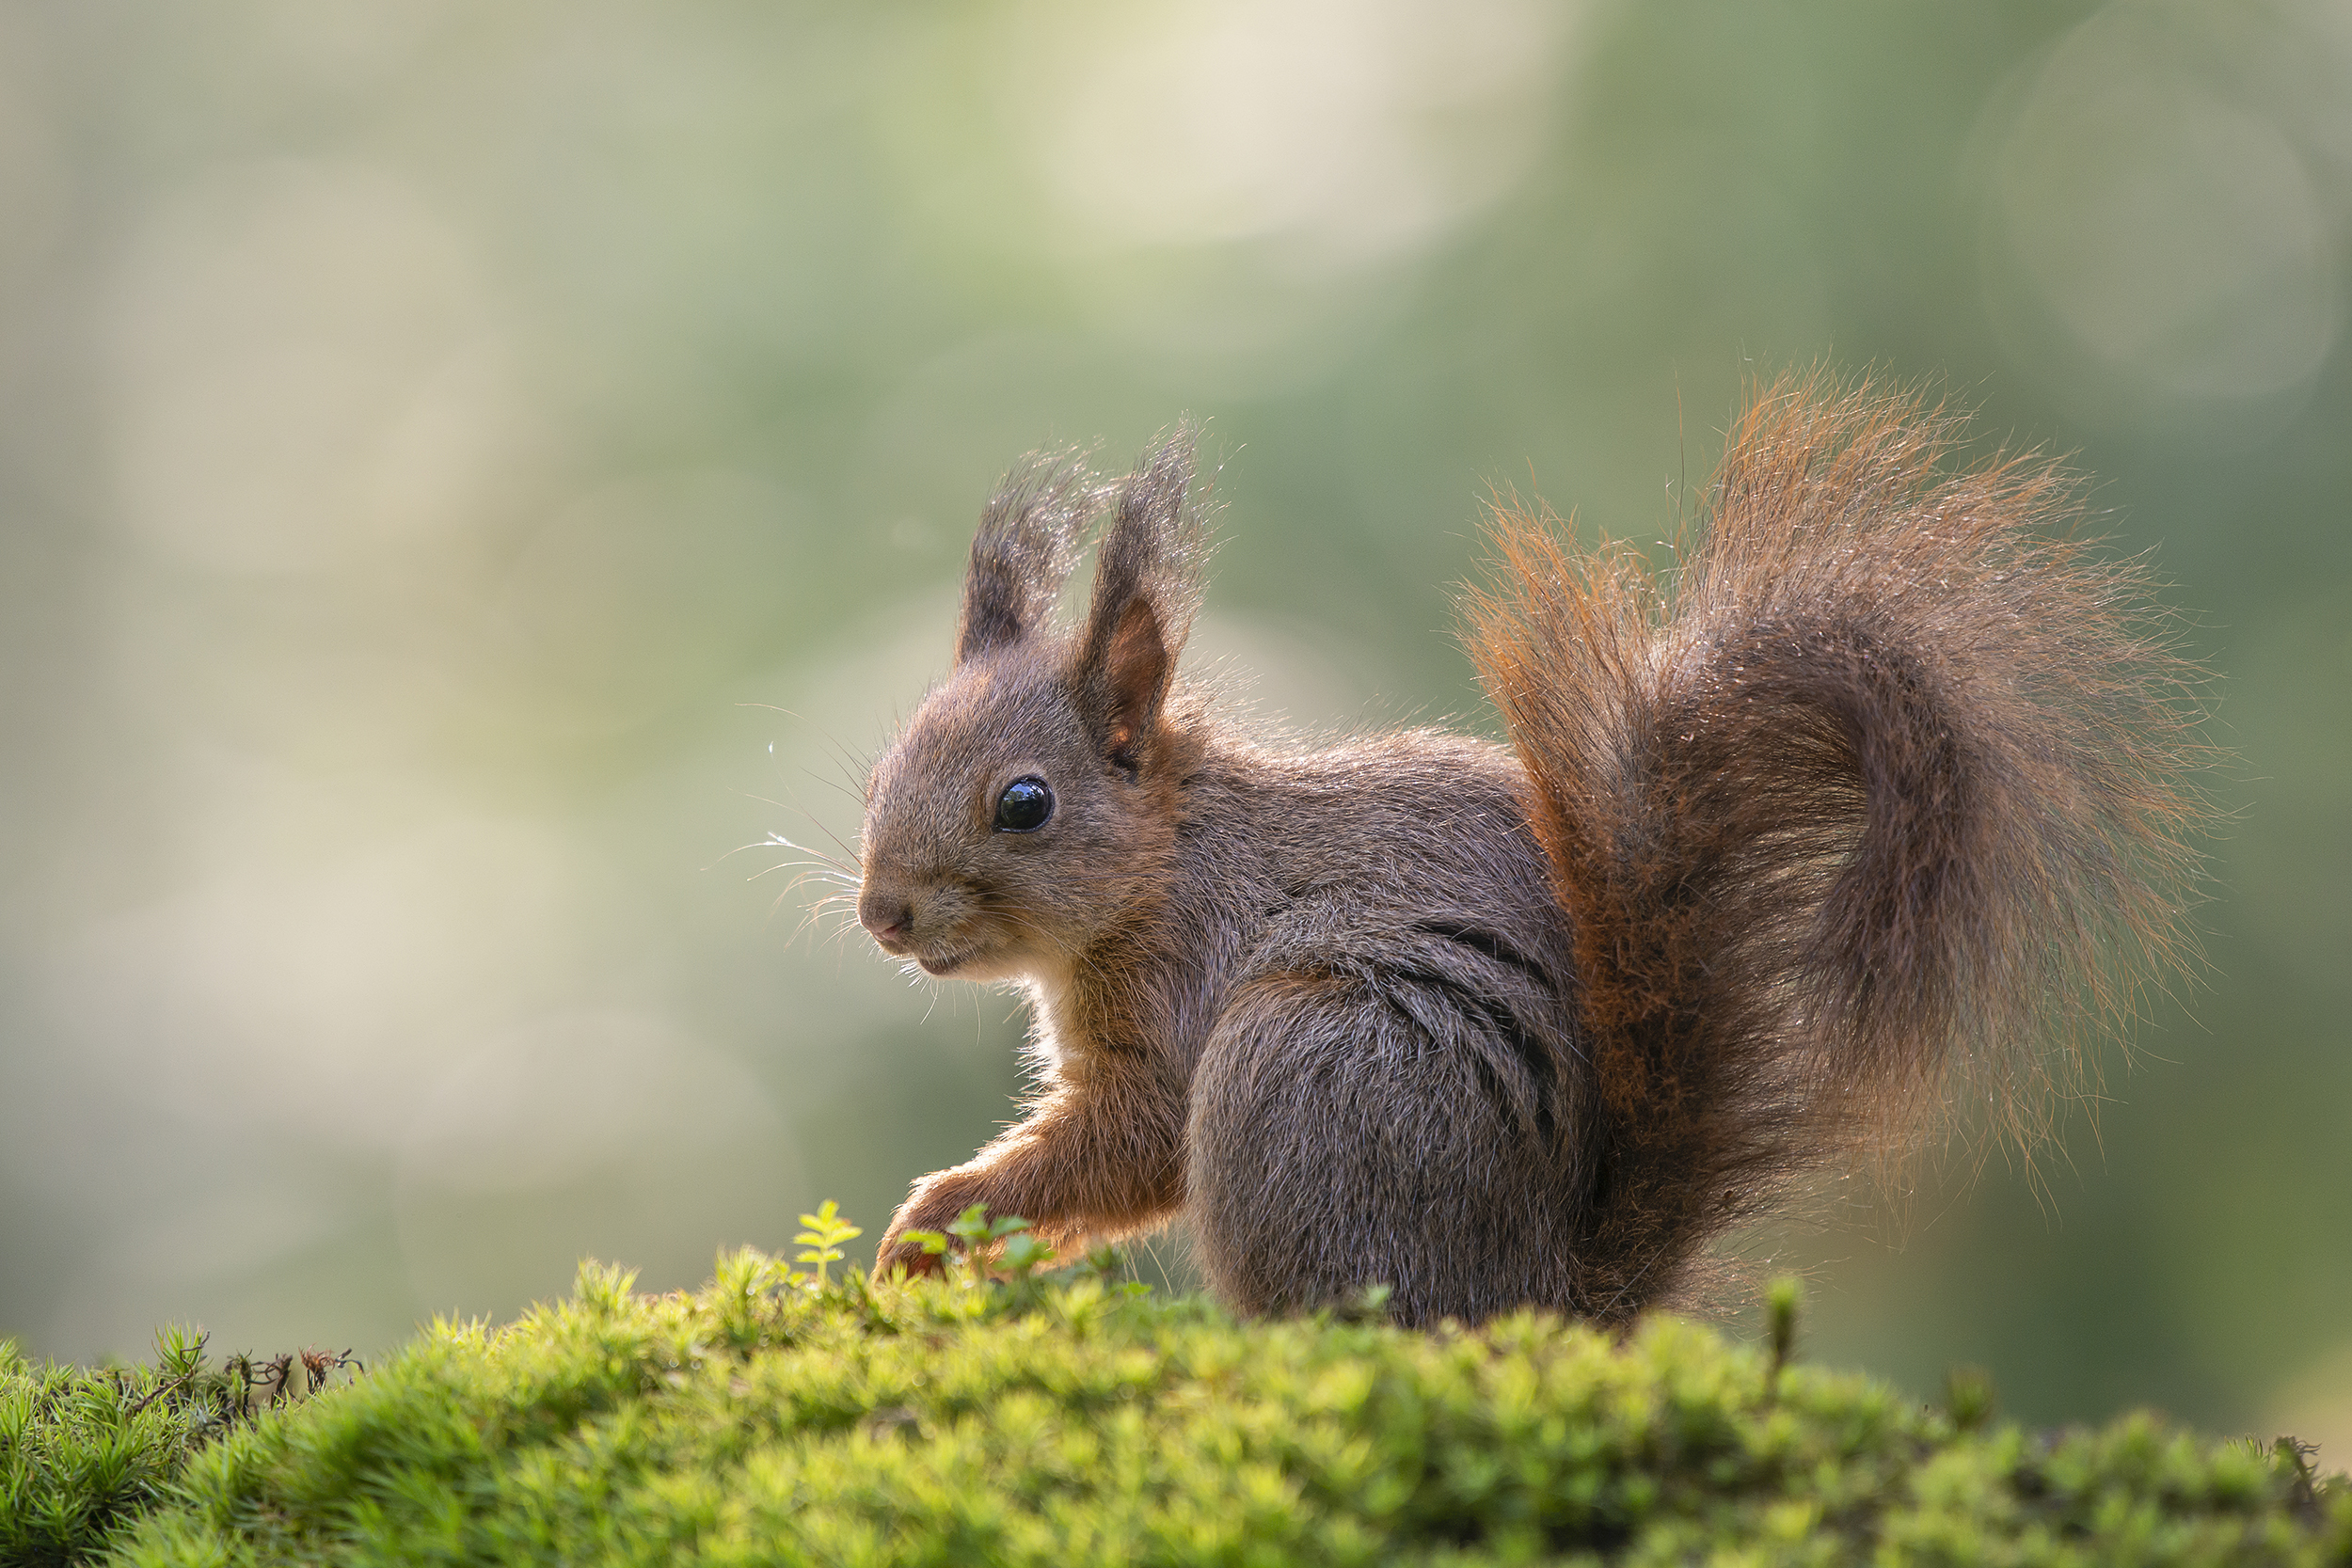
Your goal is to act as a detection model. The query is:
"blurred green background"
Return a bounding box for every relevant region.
[0,0,2345,1455]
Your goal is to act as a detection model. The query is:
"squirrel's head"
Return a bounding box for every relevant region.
[856,429,1208,981]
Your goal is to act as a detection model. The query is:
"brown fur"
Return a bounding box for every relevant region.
[851,376,2208,1325]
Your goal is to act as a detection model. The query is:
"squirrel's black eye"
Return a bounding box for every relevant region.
[993,776,1054,832]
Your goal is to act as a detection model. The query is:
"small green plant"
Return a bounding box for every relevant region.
[948,1201,1029,1252]
[1763,1273,1803,1401]
[1946,1362,1997,1433]
[793,1198,862,1289]
[895,1227,948,1257]
[996,1228,1055,1276]
[901,1203,1056,1290]
[1321,1281,1395,1326]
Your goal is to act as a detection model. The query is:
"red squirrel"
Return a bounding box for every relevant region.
[848,376,2206,1324]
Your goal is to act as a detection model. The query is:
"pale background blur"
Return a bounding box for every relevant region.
[0,0,2346,1452]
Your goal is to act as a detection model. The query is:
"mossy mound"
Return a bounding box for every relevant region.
[16,1247,2327,1567]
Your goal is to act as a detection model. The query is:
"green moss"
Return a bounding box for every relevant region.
[0,1326,286,1567]
[37,1245,2340,1567]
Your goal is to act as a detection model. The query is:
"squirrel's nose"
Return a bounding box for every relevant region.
[858,891,914,946]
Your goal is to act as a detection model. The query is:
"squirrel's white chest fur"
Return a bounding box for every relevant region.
[1019,963,1081,1072]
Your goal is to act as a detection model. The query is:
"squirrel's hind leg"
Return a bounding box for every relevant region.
[1185,967,1587,1326]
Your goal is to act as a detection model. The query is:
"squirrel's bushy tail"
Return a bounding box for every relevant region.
[1465,375,2210,1317]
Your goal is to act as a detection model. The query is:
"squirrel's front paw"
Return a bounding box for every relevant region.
[872,1229,948,1281]
[872,1173,981,1281]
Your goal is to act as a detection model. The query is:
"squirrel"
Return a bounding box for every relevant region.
[848,375,2207,1325]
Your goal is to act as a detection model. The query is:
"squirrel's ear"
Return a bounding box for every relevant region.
[1075,422,1211,772]
[955,449,1102,665]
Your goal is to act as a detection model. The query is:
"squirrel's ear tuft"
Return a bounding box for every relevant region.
[955,449,1104,664]
[1075,421,1213,771]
